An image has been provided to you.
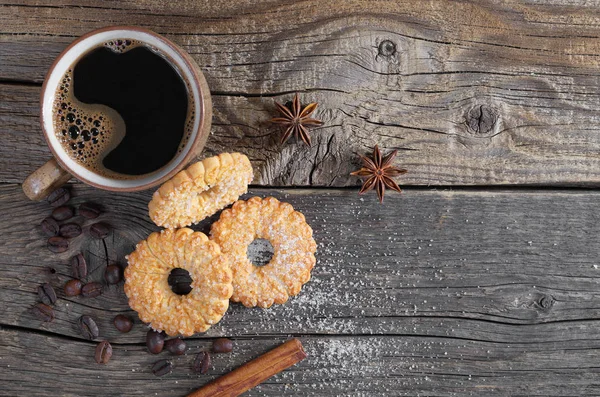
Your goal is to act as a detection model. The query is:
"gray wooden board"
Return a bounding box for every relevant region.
[3,0,600,395]
[1,185,600,395]
[2,328,600,397]
[3,1,600,186]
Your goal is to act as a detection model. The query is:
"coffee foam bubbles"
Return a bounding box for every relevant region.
[103,38,140,53]
[52,39,196,178]
[53,68,128,179]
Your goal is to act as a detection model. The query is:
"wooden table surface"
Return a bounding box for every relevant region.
[2,1,600,396]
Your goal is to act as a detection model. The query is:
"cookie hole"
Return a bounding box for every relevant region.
[168,268,193,295]
[247,238,274,267]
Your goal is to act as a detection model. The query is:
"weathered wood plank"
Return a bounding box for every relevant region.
[2,327,600,397]
[1,184,600,347]
[3,1,600,186]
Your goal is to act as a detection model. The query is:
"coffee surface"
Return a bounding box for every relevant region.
[53,41,194,177]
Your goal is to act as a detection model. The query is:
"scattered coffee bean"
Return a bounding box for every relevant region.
[151,359,173,376]
[37,283,57,305]
[59,223,82,238]
[31,303,54,322]
[165,338,186,355]
[113,315,133,333]
[146,330,165,354]
[168,268,193,295]
[51,205,74,221]
[70,253,87,279]
[212,338,233,353]
[78,202,101,219]
[47,187,70,207]
[78,315,99,340]
[193,351,211,374]
[81,282,103,298]
[89,222,111,239]
[104,265,122,285]
[47,236,69,253]
[41,217,60,236]
[95,340,112,364]
[64,279,83,297]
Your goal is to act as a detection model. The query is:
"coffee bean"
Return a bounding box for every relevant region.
[31,303,54,322]
[113,315,133,333]
[37,283,57,305]
[95,341,112,364]
[51,206,74,221]
[47,236,69,253]
[192,351,211,374]
[41,217,60,236]
[151,359,173,376]
[47,187,70,207]
[59,223,82,238]
[165,338,186,355]
[168,268,193,295]
[78,315,99,340]
[70,253,87,279]
[212,338,233,353]
[64,279,83,297]
[89,222,111,239]
[146,330,165,354]
[81,282,103,298]
[104,265,122,285]
[78,202,101,219]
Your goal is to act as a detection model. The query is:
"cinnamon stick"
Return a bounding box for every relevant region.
[187,338,307,397]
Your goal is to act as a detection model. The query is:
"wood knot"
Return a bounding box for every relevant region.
[533,293,555,312]
[378,40,397,58]
[466,105,498,135]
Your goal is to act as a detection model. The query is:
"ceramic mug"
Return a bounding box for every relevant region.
[22,26,212,200]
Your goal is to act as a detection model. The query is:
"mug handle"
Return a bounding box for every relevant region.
[22,158,72,201]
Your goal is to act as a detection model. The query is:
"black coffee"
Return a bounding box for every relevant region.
[53,40,194,177]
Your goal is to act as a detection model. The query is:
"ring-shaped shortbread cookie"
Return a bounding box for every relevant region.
[124,228,233,336]
[149,153,253,229]
[210,196,317,308]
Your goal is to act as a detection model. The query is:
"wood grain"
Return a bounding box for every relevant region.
[3,1,600,395]
[1,184,600,395]
[3,1,600,186]
[2,328,600,397]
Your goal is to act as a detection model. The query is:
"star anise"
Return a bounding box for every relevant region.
[271,93,323,146]
[350,145,407,203]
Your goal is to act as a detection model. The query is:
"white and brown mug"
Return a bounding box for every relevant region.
[23,26,212,200]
